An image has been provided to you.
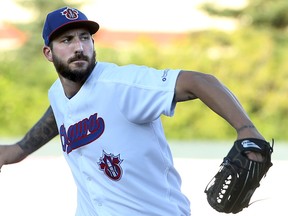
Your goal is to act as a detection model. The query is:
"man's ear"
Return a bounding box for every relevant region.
[43,45,53,62]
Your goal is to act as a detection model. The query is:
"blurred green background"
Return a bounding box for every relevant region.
[0,0,287,142]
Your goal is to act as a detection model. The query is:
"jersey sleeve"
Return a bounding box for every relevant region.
[105,64,181,124]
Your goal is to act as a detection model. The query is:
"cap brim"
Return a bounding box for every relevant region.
[48,20,99,43]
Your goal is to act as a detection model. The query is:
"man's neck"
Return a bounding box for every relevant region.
[59,76,83,99]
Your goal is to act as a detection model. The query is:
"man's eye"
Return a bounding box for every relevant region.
[81,35,90,40]
[61,37,71,43]
[63,39,69,43]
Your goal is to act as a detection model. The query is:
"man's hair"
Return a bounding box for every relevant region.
[48,42,53,50]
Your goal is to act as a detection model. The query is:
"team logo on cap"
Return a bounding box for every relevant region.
[61,7,79,20]
[98,151,123,181]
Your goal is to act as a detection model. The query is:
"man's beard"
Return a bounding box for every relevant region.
[52,51,96,83]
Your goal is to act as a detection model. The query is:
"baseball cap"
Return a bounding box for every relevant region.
[42,6,99,45]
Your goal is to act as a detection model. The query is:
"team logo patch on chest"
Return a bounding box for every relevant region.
[98,151,123,181]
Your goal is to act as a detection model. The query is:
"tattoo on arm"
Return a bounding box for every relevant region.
[17,106,58,154]
[236,125,255,133]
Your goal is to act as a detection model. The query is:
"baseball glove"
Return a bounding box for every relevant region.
[204,138,273,214]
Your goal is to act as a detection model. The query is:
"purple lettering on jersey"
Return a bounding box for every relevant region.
[59,113,105,153]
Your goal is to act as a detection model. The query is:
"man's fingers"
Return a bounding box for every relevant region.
[245,151,264,162]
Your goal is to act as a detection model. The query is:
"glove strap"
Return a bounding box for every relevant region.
[234,138,272,155]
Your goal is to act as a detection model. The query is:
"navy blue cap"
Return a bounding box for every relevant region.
[42,7,99,45]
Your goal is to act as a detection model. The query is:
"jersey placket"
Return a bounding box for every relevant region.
[78,148,105,214]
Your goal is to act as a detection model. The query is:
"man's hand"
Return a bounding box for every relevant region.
[0,144,28,171]
[246,151,264,162]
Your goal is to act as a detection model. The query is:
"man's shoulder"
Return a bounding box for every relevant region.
[95,62,148,78]
[96,61,144,71]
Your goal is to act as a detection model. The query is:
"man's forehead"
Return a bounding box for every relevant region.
[57,28,91,37]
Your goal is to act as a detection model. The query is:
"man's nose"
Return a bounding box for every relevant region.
[74,39,84,53]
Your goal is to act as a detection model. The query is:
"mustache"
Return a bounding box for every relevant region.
[68,53,89,63]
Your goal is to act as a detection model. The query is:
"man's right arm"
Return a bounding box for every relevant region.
[0,106,58,168]
[17,105,58,154]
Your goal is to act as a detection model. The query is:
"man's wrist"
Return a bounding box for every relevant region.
[236,125,255,133]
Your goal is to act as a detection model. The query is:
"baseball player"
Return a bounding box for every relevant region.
[0,6,267,216]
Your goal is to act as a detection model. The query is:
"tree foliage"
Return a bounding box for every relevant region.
[200,0,288,31]
[0,1,287,141]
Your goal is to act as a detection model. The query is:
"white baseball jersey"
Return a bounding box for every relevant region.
[48,62,190,216]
